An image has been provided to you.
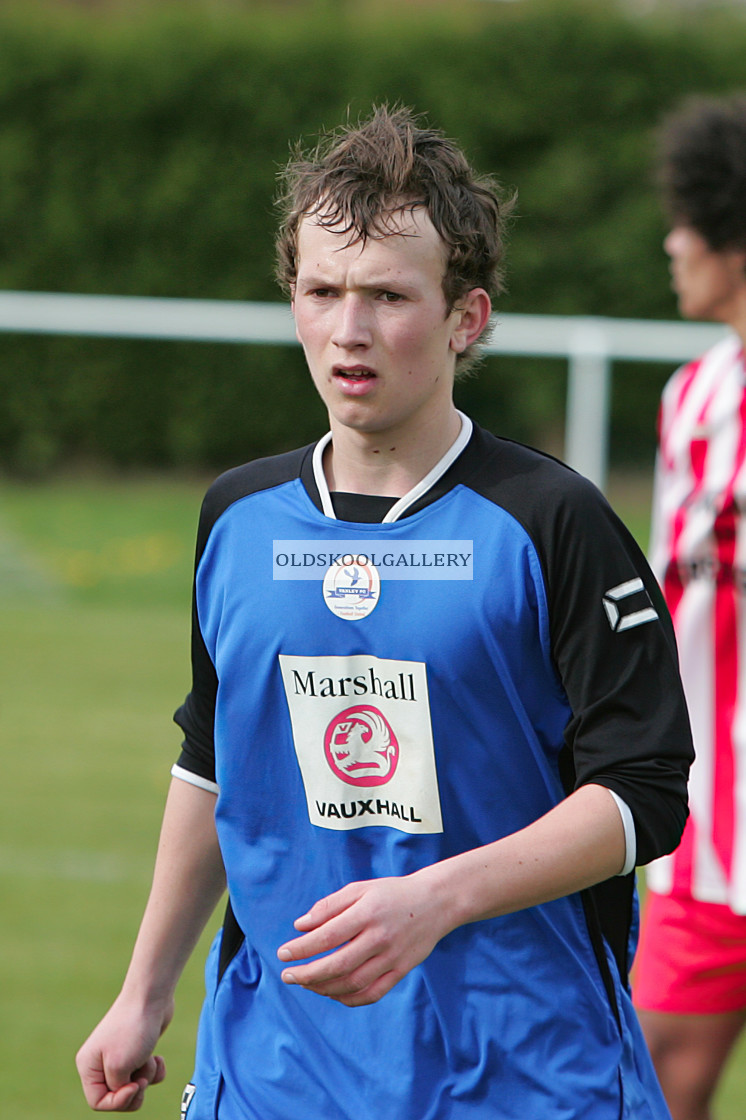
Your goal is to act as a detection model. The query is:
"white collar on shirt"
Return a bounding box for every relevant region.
[312,411,473,523]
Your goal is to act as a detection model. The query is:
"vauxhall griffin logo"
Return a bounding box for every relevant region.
[324,705,399,786]
[602,578,659,632]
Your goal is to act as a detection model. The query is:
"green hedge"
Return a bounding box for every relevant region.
[0,0,745,475]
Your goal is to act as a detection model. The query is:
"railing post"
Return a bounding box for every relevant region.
[565,321,611,492]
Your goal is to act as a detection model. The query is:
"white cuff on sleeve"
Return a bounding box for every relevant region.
[171,763,220,796]
[608,790,636,876]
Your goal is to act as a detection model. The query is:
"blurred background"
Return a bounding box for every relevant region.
[2,0,746,1116]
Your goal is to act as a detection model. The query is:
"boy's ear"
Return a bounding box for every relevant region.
[449,289,492,354]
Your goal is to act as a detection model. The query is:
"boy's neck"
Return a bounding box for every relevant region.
[323,407,463,498]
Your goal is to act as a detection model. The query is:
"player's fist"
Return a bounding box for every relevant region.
[76,995,172,1111]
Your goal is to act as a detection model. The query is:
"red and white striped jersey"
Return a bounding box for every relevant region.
[646,333,746,911]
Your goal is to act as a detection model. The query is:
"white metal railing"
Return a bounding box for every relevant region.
[487,313,726,489]
[0,290,728,490]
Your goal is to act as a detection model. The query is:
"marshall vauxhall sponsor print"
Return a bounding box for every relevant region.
[279,653,443,834]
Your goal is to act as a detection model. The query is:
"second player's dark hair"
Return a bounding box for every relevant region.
[658,93,746,252]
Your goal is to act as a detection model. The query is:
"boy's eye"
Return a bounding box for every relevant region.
[380,291,404,303]
[305,287,337,300]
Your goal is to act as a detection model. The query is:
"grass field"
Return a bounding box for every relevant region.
[2,472,746,1120]
[0,475,214,1120]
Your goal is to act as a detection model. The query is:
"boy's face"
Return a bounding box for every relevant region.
[664,225,746,324]
[292,206,476,440]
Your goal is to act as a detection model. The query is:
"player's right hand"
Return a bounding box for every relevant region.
[76,996,171,1111]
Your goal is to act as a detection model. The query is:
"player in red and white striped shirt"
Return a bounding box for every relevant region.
[633,94,746,1120]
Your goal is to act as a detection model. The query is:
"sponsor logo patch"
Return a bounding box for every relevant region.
[279,653,442,834]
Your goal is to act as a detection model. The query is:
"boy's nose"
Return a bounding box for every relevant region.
[332,295,373,350]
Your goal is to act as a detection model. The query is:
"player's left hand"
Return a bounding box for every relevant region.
[277,873,449,1006]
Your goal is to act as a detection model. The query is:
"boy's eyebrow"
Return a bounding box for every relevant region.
[295,273,334,286]
[295,266,420,290]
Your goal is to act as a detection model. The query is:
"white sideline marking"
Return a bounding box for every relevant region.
[0,845,148,884]
[0,525,62,599]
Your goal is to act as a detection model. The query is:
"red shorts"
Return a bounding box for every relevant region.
[633,890,746,1015]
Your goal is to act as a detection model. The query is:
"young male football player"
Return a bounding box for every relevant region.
[76,105,692,1119]
[634,93,746,1120]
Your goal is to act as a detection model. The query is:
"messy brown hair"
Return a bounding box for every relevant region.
[275,105,515,372]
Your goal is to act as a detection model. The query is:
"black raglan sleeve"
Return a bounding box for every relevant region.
[171,481,224,785]
[537,468,693,867]
[455,425,690,986]
[171,445,315,786]
[445,426,692,868]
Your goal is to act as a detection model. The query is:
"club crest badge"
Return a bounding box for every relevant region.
[323,559,380,620]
